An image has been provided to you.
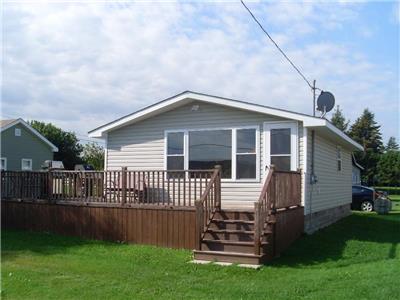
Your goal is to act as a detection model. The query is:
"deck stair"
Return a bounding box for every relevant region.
[193,209,274,265]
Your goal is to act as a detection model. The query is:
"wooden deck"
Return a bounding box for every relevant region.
[1,167,303,264]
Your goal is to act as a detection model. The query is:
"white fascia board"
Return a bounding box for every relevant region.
[88,92,325,138]
[305,119,363,151]
[1,118,59,152]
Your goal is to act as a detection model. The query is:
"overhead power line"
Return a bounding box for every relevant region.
[240,0,315,91]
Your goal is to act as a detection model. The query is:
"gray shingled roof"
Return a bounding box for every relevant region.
[0,119,17,128]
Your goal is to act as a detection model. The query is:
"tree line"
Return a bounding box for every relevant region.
[330,106,399,187]
[30,121,104,171]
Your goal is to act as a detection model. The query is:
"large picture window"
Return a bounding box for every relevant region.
[165,127,259,181]
[189,130,232,178]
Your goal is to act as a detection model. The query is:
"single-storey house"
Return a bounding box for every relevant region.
[352,154,363,185]
[0,119,58,171]
[89,91,363,235]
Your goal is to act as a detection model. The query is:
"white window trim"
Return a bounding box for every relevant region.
[263,121,299,172]
[15,127,21,136]
[337,146,342,172]
[1,157,7,171]
[21,158,33,171]
[164,126,260,182]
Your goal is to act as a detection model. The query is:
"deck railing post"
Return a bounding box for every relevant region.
[254,201,261,255]
[195,199,204,250]
[121,167,127,206]
[214,165,222,210]
[48,170,53,202]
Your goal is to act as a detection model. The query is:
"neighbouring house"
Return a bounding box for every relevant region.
[352,154,363,185]
[0,118,58,171]
[89,91,363,235]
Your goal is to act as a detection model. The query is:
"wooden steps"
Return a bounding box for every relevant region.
[193,250,263,265]
[193,209,273,265]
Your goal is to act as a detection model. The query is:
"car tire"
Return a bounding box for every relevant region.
[360,200,374,212]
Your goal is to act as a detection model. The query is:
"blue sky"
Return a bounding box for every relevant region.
[2,1,399,144]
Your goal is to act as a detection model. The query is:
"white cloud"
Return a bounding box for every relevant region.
[1,1,398,142]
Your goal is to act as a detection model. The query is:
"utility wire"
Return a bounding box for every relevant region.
[240,0,315,91]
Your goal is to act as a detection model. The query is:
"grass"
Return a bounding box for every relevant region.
[2,205,399,300]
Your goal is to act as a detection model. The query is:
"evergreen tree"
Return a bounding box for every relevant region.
[330,105,349,132]
[348,109,383,185]
[385,136,399,151]
[377,151,400,186]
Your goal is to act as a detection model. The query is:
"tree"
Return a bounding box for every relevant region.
[385,136,399,151]
[30,121,83,170]
[377,151,400,186]
[348,109,384,185]
[82,143,104,170]
[330,105,349,132]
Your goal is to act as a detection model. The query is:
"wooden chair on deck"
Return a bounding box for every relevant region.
[106,173,147,203]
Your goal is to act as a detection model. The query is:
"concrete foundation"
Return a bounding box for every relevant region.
[304,204,351,234]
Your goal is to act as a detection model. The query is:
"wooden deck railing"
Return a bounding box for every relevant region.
[1,168,217,207]
[194,165,221,250]
[254,166,301,255]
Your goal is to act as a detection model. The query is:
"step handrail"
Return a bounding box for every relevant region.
[194,165,222,250]
[254,165,275,255]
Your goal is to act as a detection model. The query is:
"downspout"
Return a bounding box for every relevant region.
[309,129,317,232]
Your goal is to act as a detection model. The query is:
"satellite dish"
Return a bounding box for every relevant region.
[316,91,335,114]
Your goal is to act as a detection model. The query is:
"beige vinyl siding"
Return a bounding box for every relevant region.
[305,131,352,214]
[107,100,303,209]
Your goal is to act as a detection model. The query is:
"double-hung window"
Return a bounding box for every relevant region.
[236,129,257,179]
[165,127,259,181]
[166,132,185,170]
[0,158,7,171]
[337,146,342,171]
[265,122,298,171]
[21,158,32,171]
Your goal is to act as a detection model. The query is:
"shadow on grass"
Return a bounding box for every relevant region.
[1,229,120,262]
[2,211,399,269]
[272,212,400,268]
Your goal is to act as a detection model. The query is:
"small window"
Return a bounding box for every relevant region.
[236,129,256,179]
[166,132,184,171]
[21,159,32,171]
[15,128,21,136]
[0,158,7,171]
[337,147,342,171]
[270,128,291,171]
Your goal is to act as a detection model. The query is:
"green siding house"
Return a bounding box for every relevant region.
[0,119,58,171]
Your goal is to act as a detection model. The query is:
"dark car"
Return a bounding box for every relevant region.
[352,185,379,212]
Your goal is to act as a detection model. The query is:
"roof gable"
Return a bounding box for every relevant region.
[88,91,363,151]
[1,118,58,152]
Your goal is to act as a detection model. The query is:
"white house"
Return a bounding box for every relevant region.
[89,91,363,233]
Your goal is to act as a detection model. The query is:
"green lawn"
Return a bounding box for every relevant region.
[2,203,399,300]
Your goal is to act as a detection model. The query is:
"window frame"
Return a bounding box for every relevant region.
[164,126,260,182]
[15,127,21,137]
[0,157,7,171]
[337,146,342,172]
[21,158,33,171]
[264,121,298,172]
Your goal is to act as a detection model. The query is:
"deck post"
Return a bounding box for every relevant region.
[195,199,204,250]
[214,165,222,210]
[48,170,53,202]
[121,167,127,206]
[254,201,261,255]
